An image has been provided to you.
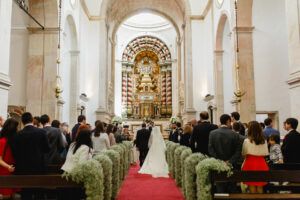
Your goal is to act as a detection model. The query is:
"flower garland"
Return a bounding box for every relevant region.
[103,149,121,199]
[165,141,173,167]
[169,142,180,177]
[111,145,125,180]
[62,159,104,200]
[122,141,133,167]
[119,143,130,172]
[94,154,113,200]
[184,153,207,200]
[174,146,188,186]
[196,158,232,200]
[180,148,192,197]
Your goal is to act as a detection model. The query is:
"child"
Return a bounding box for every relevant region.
[269,134,283,164]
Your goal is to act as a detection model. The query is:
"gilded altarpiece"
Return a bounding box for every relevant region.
[121,36,172,119]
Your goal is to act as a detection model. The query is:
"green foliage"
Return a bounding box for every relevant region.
[94,154,113,200]
[103,149,121,199]
[196,158,232,200]
[184,153,207,200]
[111,145,125,180]
[174,146,188,186]
[166,141,173,167]
[62,159,104,200]
[119,143,129,173]
[180,148,192,197]
[169,142,180,177]
[122,141,133,166]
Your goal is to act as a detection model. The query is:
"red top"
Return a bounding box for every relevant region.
[0,138,15,175]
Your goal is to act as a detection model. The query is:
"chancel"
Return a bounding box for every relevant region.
[1,0,300,200]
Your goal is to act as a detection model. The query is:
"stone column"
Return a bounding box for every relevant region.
[0,0,13,117]
[69,50,80,125]
[176,39,182,117]
[234,27,256,122]
[56,98,65,121]
[96,19,110,122]
[214,50,225,119]
[286,0,300,123]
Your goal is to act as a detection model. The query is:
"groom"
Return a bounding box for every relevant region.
[135,123,151,167]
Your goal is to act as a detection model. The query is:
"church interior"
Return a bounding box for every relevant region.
[1,0,300,199]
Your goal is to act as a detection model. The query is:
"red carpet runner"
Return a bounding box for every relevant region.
[116,165,185,200]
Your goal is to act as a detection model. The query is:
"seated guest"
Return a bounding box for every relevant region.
[61,129,93,173]
[0,118,18,198]
[242,121,269,194]
[282,118,300,163]
[106,124,116,146]
[180,124,192,147]
[40,114,64,165]
[13,112,50,175]
[92,121,110,154]
[269,134,283,164]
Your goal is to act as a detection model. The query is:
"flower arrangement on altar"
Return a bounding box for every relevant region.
[169,116,179,123]
[112,116,123,125]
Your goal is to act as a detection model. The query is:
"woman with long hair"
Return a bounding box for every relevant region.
[61,129,93,173]
[106,124,116,146]
[92,121,110,154]
[242,121,269,193]
[180,124,192,147]
[0,118,18,197]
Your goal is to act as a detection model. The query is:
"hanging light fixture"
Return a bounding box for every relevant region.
[55,0,63,99]
[233,0,245,103]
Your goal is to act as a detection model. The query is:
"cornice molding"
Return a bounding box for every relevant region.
[0,73,12,91]
[80,0,101,21]
[190,0,212,21]
[27,27,59,34]
[233,26,255,33]
[287,70,300,88]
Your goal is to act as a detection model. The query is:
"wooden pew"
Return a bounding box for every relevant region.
[211,170,300,200]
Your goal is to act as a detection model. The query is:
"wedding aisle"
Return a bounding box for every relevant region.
[116,165,185,200]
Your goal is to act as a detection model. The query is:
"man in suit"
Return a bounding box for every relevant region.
[209,114,241,193]
[282,118,300,163]
[40,114,65,165]
[135,123,151,167]
[190,111,218,154]
[71,115,86,142]
[168,122,177,142]
[231,112,246,136]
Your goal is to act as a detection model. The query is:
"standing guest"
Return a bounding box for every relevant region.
[71,115,86,142]
[0,116,4,131]
[191,111,218,154]
[176,122,183,142]
[263,118,280,140]
[106,124,116,146]
[40,115,64,165]
[116,125,131,143]
[92,121,110,154]
[60,122,72,159]
[281,118,300,163]
[61,129,93,173]
[180,124,192,147]
[168,122,178,143]
[12,112,50,174]
[231,112,245,136]
[232,122,246,168]
[269,134,283,164]
[0,118,18,198]
[189,119,198,128]
[208,114,241,193]
[51,120,60,128]
[33,116,42,128]
[242,121,269,194]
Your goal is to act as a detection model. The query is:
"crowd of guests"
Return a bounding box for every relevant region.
[0,112,131,199]
[169,111,300,194]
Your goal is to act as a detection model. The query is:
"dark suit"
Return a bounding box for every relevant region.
[208,127,241,166]
[180,134,191,147]
[71,123,80,142]
[282,130,300,163]
[43,126,64,165]
[12,125,50,175]
[135,128,151,166]
[169,128,182,143]
[190,121,218,154]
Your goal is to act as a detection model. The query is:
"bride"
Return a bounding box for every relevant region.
[138,126,169,178]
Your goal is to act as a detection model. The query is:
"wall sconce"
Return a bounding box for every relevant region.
[204,94,214,102]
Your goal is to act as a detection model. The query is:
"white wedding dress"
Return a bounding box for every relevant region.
[138,126,169,178]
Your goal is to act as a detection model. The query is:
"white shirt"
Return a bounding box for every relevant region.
[61,143,93,173]
[92,133,110,154]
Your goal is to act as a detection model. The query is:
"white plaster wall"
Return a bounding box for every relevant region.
[192,9,215,119]
[252,0,290,132]
[8,2,29,107]
[114,20,177,117]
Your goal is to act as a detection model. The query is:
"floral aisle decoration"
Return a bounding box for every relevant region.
[169,142,180,177]
[180,148,192,197]
[62,159,104,200]
[196,158,232,200]
[111,145,125,180]
[119,143,130,172]
[174,146,189,186]
[122,141,133,168]
[94,154,113,200]
[165,141,173,166]
[184,153,207,200]
[103,149,121,199]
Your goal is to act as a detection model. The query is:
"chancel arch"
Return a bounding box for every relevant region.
[121,36,173,120]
